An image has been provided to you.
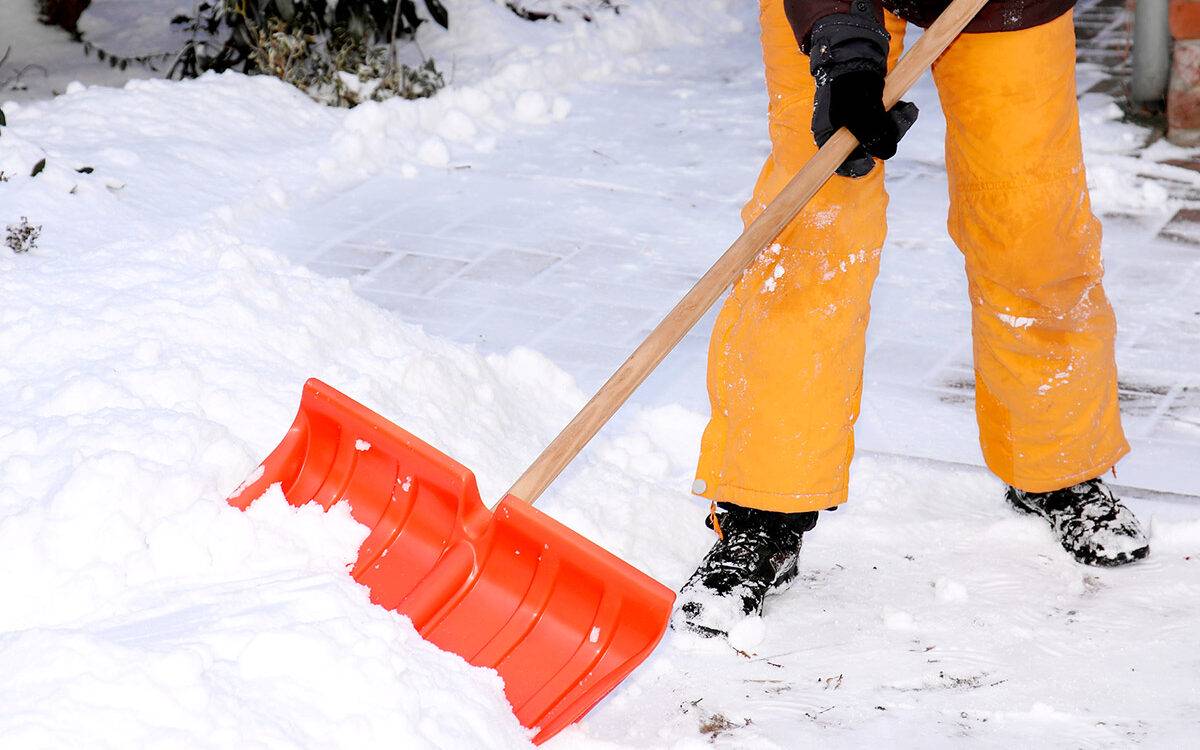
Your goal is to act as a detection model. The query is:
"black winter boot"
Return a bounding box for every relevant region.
[672,503,818,638]
[1007,477,1149,566]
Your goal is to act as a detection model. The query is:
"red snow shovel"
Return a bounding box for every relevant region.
[229,0,986,741]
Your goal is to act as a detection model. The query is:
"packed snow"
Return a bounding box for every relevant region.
[2,0,1199,747]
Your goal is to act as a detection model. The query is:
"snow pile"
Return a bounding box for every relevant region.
[0,7,724,747]
[0,182,564,747]
[1,489,526,748]
[0,197,702,743]
[0,70,711,741]
[320,0,743,180]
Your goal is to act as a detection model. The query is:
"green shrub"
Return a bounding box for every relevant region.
[168,0,449,106]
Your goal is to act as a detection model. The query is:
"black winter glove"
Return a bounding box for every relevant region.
[807,10,919,178]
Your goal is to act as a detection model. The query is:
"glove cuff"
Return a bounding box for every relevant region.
[806,12,890,81]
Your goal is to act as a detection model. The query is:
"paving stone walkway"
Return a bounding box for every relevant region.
[278,0,1200,497]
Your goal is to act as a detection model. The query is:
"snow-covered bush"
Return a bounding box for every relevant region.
[244,21,445,107]
[165,0,621,107]
[169,0,449,107]
[5,218,41,254]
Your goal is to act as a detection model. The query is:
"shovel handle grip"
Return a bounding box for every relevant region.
[508,0,990,505]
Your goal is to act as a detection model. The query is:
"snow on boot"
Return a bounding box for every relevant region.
[672,503,818,639]
[1007,477,1149,566]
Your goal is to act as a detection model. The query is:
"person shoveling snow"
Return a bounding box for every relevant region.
[675,0,1150,640]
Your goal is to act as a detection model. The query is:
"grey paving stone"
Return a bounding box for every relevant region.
[440,219,584,254]
[305,261,369,280]
[457,308,563,353]
[1161,386,1200,439]
[665,333,711,363]
[556,245,661,282]
[1157,209,1200,246]
[554,249,703,298]
[365,253,470,295]
[343,227,497,261]
[1115,379,1175,438]
[1110,259,1200,301]
[933,366,976,397]
[319,244,394,269]
[535,337,636,369]
[355,289,487,330]
[458,248,563,287]
[535,271,683,309]
[864,338,953,387]
[639,267,703,295]
[556,303,660,347]
[433,278,580,317]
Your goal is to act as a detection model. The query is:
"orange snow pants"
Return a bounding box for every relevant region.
[693,7,1129,512]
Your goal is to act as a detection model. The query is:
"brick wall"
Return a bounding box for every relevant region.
[1171,0,1200,143]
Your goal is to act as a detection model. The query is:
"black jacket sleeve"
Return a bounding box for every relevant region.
[784,0,887,52]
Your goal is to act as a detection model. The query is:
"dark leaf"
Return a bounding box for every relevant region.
[399,0,422,32]
[0,107,6,127]
[30,158,46,177]
[76,166,94,174]
[424,0,449,28]
[505,2,558,22]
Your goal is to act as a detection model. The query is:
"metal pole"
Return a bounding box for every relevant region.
[1131,0,1171,105]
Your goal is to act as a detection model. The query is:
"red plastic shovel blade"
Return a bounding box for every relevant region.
[229,379,675,744]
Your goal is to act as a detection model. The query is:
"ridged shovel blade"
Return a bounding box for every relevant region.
[228,379,675,744]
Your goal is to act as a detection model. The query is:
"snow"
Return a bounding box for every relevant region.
[725,616,766,653]
[0,121,543,740]
[2,0,1200,747]
[996,312,1036,329]
[0,1,174,102]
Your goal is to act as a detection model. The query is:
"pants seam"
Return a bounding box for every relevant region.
[951,167,1081,195]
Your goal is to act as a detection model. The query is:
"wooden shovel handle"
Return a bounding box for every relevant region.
[508,0,990,505]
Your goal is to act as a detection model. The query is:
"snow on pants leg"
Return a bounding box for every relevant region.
[692,2,908,512]
[933,11,1128,492]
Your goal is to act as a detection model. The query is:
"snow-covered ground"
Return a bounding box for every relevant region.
[2,0,1199,747]
[0,0,186,102]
